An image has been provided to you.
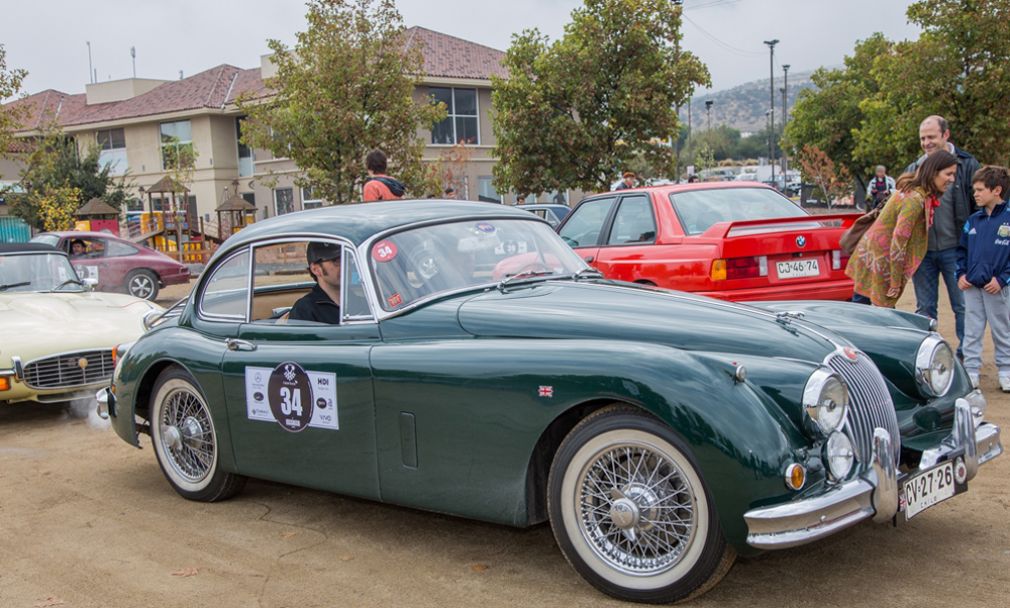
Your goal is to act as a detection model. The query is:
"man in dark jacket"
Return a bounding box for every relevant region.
[905,115,980,358]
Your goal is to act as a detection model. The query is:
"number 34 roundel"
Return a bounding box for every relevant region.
[268,361,314,432]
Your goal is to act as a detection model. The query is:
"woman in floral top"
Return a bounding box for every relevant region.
[846,150,958,307]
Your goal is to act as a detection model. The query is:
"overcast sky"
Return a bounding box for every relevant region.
[2,0,920,99]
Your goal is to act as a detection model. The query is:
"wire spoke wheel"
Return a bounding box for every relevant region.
[548,407,733,603]
[577,444,697,575]
[150,367,245,502]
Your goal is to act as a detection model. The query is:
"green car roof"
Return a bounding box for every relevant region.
[222,200,540,251]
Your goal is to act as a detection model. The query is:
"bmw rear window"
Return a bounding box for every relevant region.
[669,188,806,235]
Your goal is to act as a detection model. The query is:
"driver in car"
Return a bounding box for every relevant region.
[288,242,342,324]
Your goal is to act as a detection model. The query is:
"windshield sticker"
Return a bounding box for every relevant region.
[475,222,496,234]
[373,240,398,263]
[387,293,403,308]
[494,240,528,256]
[245,364,338,432]
[76,265,99,281]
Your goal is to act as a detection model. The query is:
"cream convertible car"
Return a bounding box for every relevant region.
[0,243,161,406]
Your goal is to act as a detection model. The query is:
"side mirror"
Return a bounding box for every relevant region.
[83,277,99,291]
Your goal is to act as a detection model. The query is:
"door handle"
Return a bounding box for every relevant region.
[226,338,257,352]
[583,256,595,263]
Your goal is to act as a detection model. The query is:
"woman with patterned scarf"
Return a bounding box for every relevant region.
[846,150,958,307]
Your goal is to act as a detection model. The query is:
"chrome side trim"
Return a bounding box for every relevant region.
[12,356,23,381]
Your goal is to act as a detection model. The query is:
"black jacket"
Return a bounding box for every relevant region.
[289,284,342,324]
[905,144,981,251]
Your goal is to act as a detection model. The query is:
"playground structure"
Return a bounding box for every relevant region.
[123,176,228,265]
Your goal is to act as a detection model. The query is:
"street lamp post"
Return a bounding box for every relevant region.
[705,100,714,131]
[781,64,790,177]
[763,39,779,184]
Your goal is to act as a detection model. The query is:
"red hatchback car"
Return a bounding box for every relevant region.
[555,182,858,301]
[31,231,190,301]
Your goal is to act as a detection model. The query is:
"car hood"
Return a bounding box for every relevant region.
[456,280,843,363]
[0,291,160,366]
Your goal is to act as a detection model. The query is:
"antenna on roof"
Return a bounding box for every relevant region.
[130,46,136,78]
[86,41,94,84]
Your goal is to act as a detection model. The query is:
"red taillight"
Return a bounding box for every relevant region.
[725,256,768,280]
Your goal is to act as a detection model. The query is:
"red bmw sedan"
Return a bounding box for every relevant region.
[31,231,190,301]
[554,182,859,301]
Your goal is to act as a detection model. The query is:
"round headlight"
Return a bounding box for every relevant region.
[802,368,849,434]
[915,335,954,397]
[825,431,855,481]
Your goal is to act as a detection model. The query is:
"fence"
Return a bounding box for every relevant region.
[0,216,30,243]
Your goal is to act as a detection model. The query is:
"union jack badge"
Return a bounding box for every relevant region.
[538,385,554,398]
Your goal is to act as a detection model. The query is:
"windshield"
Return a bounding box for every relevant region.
[0,252,84,293]
[670,187,807,235]
[370,218,587,311]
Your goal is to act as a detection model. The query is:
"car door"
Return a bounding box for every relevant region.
[100,238,140,291]
[218,239,380,499]
[556,196,617,267]
[593,194,660,283]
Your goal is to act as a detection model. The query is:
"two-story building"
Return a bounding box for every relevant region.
[1,27,577,226]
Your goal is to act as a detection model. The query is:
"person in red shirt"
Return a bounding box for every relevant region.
[362,149,406,202]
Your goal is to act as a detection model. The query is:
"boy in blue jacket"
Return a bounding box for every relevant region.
[957,165,1010,391]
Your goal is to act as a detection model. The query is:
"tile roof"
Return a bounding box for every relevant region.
[3,27,506,132]
[402,27,507,80]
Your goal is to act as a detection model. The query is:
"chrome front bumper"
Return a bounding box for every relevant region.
[745,393,1002,550]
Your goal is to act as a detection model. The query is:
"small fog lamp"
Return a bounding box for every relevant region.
[784,463,806,490]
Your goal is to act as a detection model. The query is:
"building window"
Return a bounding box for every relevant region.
[477,176,500,203]
[274,188,294,216]
[125,197,143,212]
[97,128,128,175]
[301,186,323,210]
[430,87,479,145]
[236,117,253,177]
[160,120,194,171]
[241,192,256,206]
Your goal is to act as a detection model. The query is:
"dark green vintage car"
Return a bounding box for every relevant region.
[100,201,1002,603]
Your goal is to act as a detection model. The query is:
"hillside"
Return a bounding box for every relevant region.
[680,70,818,133]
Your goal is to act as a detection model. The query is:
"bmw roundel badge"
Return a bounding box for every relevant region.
[796,235,807,248]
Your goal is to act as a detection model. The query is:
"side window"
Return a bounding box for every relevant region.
[607,196,656,245]
[341,250,372,322]
[250,242,314,322]
[558,198,616,248]
[201,249,251,319]
[106,240,139,257]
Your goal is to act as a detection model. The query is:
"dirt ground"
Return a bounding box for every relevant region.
[1,283,1008,608]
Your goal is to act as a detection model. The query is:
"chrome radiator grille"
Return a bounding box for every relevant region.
[23,350,114,390]
[827,351,901,465]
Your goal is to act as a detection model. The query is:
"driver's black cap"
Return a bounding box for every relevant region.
[306,241,342,265]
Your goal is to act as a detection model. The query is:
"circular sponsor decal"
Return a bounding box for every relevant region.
[316,397,328,410]
[503,240,519,255]
[267,361,314,433]
[372,240,398,263]
[475,222,496,234]
[253,391,264,402]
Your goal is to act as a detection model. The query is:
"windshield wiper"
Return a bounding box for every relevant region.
[497,264,557,292]
[0,281,31,291]
[570,268,604,281]
[52,278,84,291]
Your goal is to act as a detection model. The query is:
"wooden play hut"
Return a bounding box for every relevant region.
[75,198,120,235]
[215,194,258,240]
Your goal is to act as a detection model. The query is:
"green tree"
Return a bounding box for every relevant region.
[34,185,82,232]
[237,0,445,204]
[783,33,893,188]
[11,127,130,230]
[492,0,709,194]
[0,44,27,169]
